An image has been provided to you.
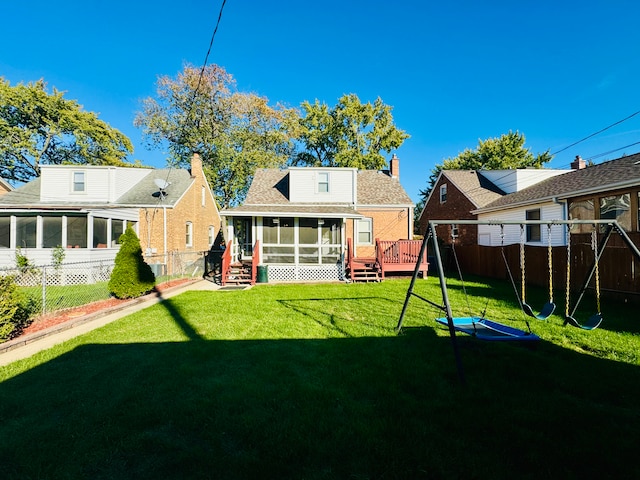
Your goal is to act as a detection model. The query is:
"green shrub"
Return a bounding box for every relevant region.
[108,226,156,299]
[0,275,37,341]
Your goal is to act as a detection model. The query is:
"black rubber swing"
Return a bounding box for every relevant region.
[564,225,604,331]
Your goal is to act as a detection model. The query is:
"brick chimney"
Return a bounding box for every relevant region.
[190,152,203,177]
[571,155,586,170]
[389,154,400,179]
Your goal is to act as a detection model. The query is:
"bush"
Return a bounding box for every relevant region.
[0,275,37,341]
[108,226,156,299]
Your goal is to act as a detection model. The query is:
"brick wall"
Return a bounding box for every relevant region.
[419,175,477,245]
[349,206,412,257]
[139,153,221,257]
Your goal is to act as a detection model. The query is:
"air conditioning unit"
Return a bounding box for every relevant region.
[149,263,166,277]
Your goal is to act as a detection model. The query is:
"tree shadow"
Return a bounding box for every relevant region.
[2,296,640,479]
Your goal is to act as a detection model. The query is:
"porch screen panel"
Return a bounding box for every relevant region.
[568,199,594,234]
[600,194,630,231]
[42,216,63,248]
[67,216,88,248]
[93,217,108,247]
[321,218,341,244]
[16,216,36,248]
[298,218,319,263]
[321,246,341,264]
[0,216,9,248]
[263,217,295,264]
[112,220,124,246]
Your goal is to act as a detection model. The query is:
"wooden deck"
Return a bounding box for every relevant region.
[346,238,428,282]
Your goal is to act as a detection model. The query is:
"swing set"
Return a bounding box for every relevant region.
[396,219,640,382]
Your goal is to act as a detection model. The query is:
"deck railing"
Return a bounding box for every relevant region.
[251,240,260,285]
[221,239,233,287]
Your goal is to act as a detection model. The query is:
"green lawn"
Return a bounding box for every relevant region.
[1,277,640,479]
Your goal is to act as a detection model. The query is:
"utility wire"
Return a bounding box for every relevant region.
[551,109,640,156]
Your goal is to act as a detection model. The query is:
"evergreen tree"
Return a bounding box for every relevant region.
[108,226,155,299]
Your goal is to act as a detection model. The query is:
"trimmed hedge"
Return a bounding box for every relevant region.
[0,275,37,341]
[108,227,156,299]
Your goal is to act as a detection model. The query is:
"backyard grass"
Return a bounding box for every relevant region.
[1,276,640,479]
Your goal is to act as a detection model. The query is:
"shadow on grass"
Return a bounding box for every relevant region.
[1,319,640,479]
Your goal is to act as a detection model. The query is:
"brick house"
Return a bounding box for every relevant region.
[0,153,221,272]
[219,155,423,283]
[418,168,569,245]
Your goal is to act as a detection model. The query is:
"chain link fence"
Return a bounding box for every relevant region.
[2,250,208,320]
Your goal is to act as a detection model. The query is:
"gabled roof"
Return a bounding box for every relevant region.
[476,152,640,213]
[0,177,13,192]
[0,168,194,209]
[222,167,413,217]
[441,170,505,208]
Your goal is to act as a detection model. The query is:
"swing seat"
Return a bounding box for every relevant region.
[436,317,540,342]
[522,301,556,320]
[564,313,603,331]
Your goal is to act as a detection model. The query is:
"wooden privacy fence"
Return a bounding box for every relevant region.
[442,232,640,302]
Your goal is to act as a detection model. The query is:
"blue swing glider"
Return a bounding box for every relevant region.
[436,317,540,342]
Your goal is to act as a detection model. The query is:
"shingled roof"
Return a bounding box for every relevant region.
[0,168,194,209]
[476,152,640,213]
[440,170,505,208]
[222,167,413,217]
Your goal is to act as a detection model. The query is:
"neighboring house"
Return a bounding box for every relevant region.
[419,167,569,245]
[220,155,418,283]
[0,153,221,271]
[473,154,640,246]
[0,177,13,196]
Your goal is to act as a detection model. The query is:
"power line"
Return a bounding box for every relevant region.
[551,109,640,156]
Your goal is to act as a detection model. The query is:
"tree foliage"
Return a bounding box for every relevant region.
[0,78,133,184]
[295,93,409,169]
[134,64,298,208]
[108,226,155,299]
[420,131,552,202]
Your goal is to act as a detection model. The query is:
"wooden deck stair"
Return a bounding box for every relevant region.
[348,258,381,283]
[224,260,253,286]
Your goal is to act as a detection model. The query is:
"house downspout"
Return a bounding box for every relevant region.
[553,197,568,245]
[162,206,167,267]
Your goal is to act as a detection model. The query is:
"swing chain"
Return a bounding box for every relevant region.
[565,224,571,317]
[547,224,553,302]
[520,225,526,305]
[592,228,601,313]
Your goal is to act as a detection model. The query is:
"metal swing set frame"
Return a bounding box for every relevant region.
[396,219,640,383]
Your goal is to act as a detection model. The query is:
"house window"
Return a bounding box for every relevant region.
[42,216,63,248]
[569,199,594,234]
[67,216,88,248]
[16,216,37,248]
[357,218,373,245]
[263,217,295,264]
[208,225,215,246]
[318,172,329,193]
[451,224,459,239]
[73,171,86,192]
[111,220,124,246]
[440,184,447,203]
[526,209,541,242]
[186,222,193,248]
[0,216,9,248]
[92,217,108,248]
[601,194,630,231]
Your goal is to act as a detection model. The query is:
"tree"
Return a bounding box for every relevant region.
[419,131,552,203]
[295,93,409,169]
[108,226,155,299]
[0,78,133,184]
[134,64,298,208]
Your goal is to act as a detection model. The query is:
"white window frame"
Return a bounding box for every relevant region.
[440,184,447,203]
[357,218,373,245]
[186,222,193,248]
[317,172,329,194]
[208,225,215,246]
[72,171,86,193]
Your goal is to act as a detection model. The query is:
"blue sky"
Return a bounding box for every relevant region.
[2,0,640,202]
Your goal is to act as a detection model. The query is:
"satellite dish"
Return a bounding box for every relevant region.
[154,178,170,199]
[154,178,170,190]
